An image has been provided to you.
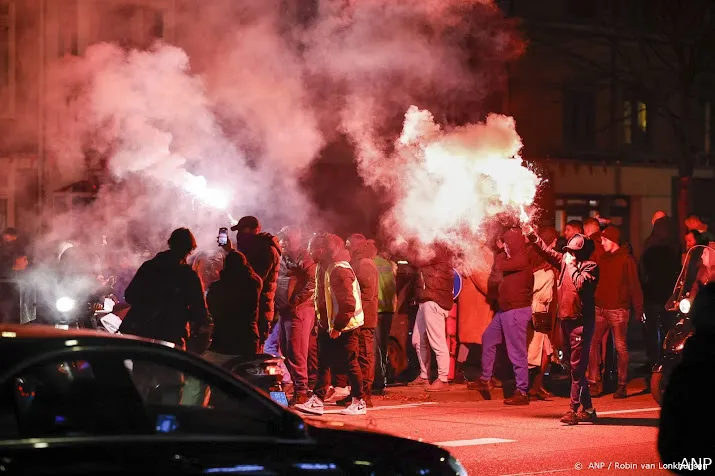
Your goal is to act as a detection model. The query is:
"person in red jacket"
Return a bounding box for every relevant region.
[588,226,643,399]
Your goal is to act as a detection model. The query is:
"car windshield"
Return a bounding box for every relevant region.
[668,245,715,311]
[0,349,282,440]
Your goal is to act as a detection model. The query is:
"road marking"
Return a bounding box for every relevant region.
[433,438,515,447]
[500,469,574,476]
[321,402,439,414]
[597,407,660,416]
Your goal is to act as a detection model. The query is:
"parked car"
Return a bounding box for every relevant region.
[0,325,467,475]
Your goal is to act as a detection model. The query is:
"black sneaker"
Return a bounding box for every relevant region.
[614,385,627,399]
[336,395,352,407]
[560,410,578,425]
[504,391,530,406]
[576,408,597,423]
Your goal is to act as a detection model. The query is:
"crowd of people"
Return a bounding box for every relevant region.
[1,209,712,424]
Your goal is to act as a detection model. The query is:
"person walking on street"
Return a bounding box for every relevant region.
[373,246,397,394]
[276,226,317,405]
[409,243,455,393]
[473,226,534,405]
[529,230,599,425]
[231,216,281,344]
[587,226,643,399]
[295,233,366,416]
[337,234,378,407]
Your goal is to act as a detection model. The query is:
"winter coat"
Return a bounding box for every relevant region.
[456,247,495,344]
[120,250,211,347]
[494,228,534,312]
[206,253,263,357]
[235,232,282,327]
[658,331,715,469]
[595,247,644,317]
[416,256,454,312]
[276,248,316,315]
[315,249,363,332]
[374,256,397,313]
[350,241,379,328]
[640,216,681,306]
[530,235,599,320]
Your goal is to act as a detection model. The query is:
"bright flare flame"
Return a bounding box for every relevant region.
[56,297,76,313]
[384,106,541,270]
[181,173,230,210]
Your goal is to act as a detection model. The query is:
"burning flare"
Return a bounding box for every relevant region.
[383,106,541,269]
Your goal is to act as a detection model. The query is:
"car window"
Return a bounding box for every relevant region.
[8,351,282,439]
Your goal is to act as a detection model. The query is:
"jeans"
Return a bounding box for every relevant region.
[412,301,450,382]
[313,328,364,400]
[264,317,292,385]
[374,312,394,390]
[563,317,595,412]
[358,327,376,396]
[279,306,315,394]
[588,307,629,386]
[480,306,532,393]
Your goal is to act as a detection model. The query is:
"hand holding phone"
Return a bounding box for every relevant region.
[218,227,228,246]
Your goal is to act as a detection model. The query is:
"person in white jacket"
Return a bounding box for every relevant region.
[527,227,558,400]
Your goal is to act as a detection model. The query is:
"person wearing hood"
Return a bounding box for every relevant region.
[275,226,317,406]
[120,228,211,349]
[230,216,282,343]
[658,282,715,470]
[295,233,366,416]
[528,229,599,425]
[472,226,534,405]
[639,212,681,376]
[335,233,379,407]
[587,226,643,399]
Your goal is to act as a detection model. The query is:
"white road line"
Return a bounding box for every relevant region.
[500,468,574,476]
[321,402,439,414]
[598,407,660,416]
[433,438,515,447]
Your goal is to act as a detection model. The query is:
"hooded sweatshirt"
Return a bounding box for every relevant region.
[349,240,379,328]
[235,232,282,325]
[494,228,534,311]
[595,247,644,317]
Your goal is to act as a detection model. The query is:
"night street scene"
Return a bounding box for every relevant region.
[1,0,715,474]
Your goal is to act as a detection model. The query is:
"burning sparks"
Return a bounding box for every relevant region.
[181,173,230,210]
[383,106,541,269]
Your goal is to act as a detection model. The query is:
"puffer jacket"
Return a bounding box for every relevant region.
[494,228,534,312]
[530,234,599,320]
[350,241,379,328]
[416,249,454,312]
[235,232,282,328]
[315,249,362,332]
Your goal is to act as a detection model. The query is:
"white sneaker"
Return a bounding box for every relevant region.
[325,386,351,403]
[340,398,367,415]
[294,394,324,415]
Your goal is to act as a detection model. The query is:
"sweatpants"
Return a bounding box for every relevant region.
[412,301,450,382]
[480,306,532,393]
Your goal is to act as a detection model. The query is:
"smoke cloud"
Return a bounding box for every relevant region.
[31,0,526,307]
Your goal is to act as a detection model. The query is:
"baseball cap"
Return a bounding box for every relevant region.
[230,216,260,232]
[563,233,586,252]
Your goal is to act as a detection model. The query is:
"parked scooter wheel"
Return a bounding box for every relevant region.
[650,371,664,406]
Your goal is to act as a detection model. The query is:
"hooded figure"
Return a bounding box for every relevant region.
[206,251,263,358]
[231,216,282,340]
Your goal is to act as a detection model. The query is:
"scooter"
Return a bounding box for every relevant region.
[650,245,712,405]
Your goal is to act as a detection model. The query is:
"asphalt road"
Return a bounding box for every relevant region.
[304,391,666,476]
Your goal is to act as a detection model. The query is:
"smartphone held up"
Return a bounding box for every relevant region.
[218,227,228,246]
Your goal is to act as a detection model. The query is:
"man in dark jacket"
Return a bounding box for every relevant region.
[409,243,454,392]
[587,226,643,398]
[231,216,281,343]
[530,231,599,425]
[473,227,534,405]
[276,226,317,405]
[120,228,211,348]
[658,283,715,472]
[640,213,681,375]
[295,233,366,416]
[338,233,379,407]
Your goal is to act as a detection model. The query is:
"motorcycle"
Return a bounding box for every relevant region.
[651,244,714,405]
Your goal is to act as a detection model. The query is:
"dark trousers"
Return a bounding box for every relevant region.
[562,317,595,412]
[374,312,394,390]
[358,327,376,396]
[308,324,318,388]
[314,328,364,400]
[279,306,315,394]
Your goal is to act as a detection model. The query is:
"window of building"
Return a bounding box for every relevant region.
[563,90,596,149]
[0,0,16,118]
[623,99,648,146]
